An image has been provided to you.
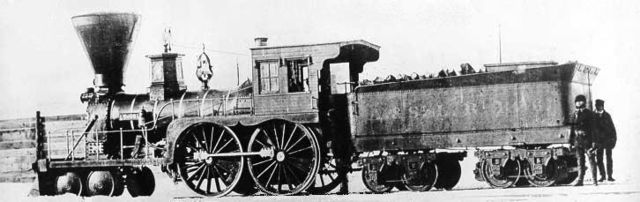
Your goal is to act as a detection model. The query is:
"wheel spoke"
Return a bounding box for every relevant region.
[187,164,206,181]
[201,127,209,151]
[187,146,199,153]
[276,165,282,193]
[289,146,312,156]
[206,167,212,194]
[287,159,310,174]
[211,128,224,153]
[212,166,223,192]
[272,123,281,150]
[253,158,272,166]
[265,164,279,186]
[260,130,275,146]
[319,173,326,186]
[214,139,233,154]
[283,165,294,190]
[283,162,302,184]
[186,162,204,171]
[280,123,286,149]
[286,133,307,152]
[258,161,278,178]
[193,131,203,149]
[283,125,298,150]
[209,126,215,152]
[214,163,232,174]
[196,167,208,189]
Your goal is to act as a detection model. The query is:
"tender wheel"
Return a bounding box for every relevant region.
[403,162,438,191]
[86,171,116,196]
[126,166,156,197]
[481,159,521,188]
[55,172,83,195]
[307,151,346,194]
[434,160,461,190]
[175,122,244,197]
[247,120,321,195]
[556,156,578,185]
[523,158,559,187]
[361,162,392,193]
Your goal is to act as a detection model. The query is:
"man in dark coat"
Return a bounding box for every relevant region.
[569,95,598,186]
[327,108,354,194]
[594,99,617,182]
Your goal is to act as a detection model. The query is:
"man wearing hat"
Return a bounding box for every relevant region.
[569,94,598,186]
[594,99,617,182]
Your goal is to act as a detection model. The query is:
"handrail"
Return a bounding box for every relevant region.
[66,115,98,160]
[0,127,34,132]
[154,97,253,124]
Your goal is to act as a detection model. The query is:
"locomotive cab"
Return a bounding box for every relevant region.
[250,39,379,134]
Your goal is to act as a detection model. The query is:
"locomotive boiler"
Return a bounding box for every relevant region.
[32,12,600,198]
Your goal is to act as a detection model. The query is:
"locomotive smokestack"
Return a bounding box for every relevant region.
[72,12,140,94]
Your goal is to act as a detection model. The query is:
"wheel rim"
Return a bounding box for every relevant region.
[481,159,521,188]
[86,171,115,196]
[403,161,437,191]
[523,159,558,187]
[247,120,321,195]
[403,162,438,191]
[361,152,393,193]
[176,122,244,197]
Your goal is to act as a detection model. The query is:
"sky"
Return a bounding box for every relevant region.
[1,0,639,123]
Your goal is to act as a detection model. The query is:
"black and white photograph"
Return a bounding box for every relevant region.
[0,0,639,201]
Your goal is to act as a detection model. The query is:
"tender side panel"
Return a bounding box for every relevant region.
[355,81,564,138]
[349,63,604,152]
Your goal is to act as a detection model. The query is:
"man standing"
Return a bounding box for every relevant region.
[594,99,617,182]
[327,108,353,195]
[570,95,598,186]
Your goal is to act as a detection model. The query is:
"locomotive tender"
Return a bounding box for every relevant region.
[32,12,599,197]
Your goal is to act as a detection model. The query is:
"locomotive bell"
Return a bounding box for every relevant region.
[72,12,140,94]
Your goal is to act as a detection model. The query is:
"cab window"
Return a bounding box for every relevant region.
[258,61,279,94]
[287,58,310,93]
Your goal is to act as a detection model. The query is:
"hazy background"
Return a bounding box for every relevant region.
[1,0,639,187]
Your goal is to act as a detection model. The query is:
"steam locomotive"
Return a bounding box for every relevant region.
[32,12,599,197]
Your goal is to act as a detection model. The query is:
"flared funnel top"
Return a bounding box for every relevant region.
[72,12,139,93]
